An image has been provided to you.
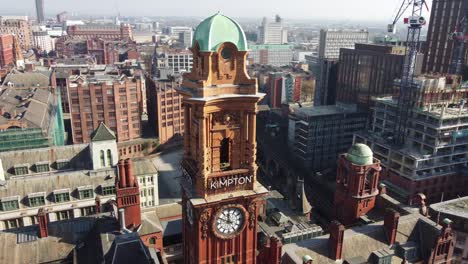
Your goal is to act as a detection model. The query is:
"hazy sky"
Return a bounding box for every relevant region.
[2,0,431,22]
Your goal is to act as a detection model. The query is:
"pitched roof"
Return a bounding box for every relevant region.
[91,123,116,142]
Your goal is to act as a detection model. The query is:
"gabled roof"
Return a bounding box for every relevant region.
[91,123,116,142]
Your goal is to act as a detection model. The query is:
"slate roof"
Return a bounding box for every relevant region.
[104,232,155,264]
[281,213,443,264]
[0,144,90,177]
[2,71,51,88]
[0,217,97,264]
[91,123,116,142]
[0,87,54,129]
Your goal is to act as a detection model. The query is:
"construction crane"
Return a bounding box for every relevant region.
[388,0,428,146]
[449,0,468,75]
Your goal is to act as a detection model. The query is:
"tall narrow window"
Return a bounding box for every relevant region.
[220,138,230,170]
[100,150,105,167]
[107,149,112,166]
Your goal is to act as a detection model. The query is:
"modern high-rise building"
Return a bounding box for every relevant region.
[318,29,369,60]
[179,30,193,48]
[337,43,406,108]
[35,0,45,24]
[288,103,367,171]
[248,44,294,66]
[314,29,369,106]
[0,18,32,50]
[355,74,468,203]
[423,0,467,75]
[258,15,287,44]
[32,30,54,53]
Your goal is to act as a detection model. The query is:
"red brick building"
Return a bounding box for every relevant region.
[55,36,138,64]
[67,24,133,40]
[334,143,381,225]
[0,34,13,68]
[146,78,184,144]
[68,73,143,143]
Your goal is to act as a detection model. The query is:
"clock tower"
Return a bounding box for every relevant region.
[178,13,268,264]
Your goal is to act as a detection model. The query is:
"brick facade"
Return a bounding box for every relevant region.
[68,75,142,143]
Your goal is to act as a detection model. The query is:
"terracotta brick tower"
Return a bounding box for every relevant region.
[116,159,141,230]
[329,220,345,261]
[179,13,269,264]
[428,218,455,264]
[334,143,381,225]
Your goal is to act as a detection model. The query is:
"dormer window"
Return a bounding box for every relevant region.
[78,186,94,199]
[1,196,19,211]
[14,164,29,176]
[28,192,46,207]
[56,159,70,170]
[54,189,70,203]
[35,161,50,173]
[101,185,116,196]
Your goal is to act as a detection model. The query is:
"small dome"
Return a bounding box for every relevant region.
[193,13,248,52]
[302,255,313,263]
[346,143,373,166]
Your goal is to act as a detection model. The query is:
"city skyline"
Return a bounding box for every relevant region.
[2,0,431,22]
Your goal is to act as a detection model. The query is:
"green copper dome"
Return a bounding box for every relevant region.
[193,13,248,52]
[346,143,373,166]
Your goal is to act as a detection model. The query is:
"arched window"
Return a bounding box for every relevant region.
[149,237,156,244]
[107,149,112,166]
[220,138,230,170]
[100,150,105,167]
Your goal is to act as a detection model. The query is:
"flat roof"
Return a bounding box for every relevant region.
[290,104,360,118]
[430,196,468,220]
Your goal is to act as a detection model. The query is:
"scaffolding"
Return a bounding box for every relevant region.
[0,128,49,152]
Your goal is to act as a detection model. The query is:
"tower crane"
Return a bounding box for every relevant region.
[449,0,468,75]
[388,0,428,146]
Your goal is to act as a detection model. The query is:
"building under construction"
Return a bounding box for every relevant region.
[355,74,468,203]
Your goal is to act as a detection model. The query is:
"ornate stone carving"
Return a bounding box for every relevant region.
[212,112,240,127]
[248,201,257,229]
[199,208,211,239]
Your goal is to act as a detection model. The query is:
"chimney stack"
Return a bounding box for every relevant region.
[38,208,49,238]
[384,208,400,245]
[118,160,127,188]
[118,208,127,232]
[95,196,101,214]
[125,159,134,187]
[329,220,344,261]
[269,236,282,264]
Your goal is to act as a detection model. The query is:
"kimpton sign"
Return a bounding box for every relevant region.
[209,174,253,190]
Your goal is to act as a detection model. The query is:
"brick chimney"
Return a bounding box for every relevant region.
[269,236,282,264]
[384,208,400,245]
[116,159,141,230]
[125,159,134,187]
[257,236,282,264]
[118,160,127,188]
[37,208,49,238]
[329,220,345,261]
[95,196,101,214]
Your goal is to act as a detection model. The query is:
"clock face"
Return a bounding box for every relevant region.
[215,207,244,236]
